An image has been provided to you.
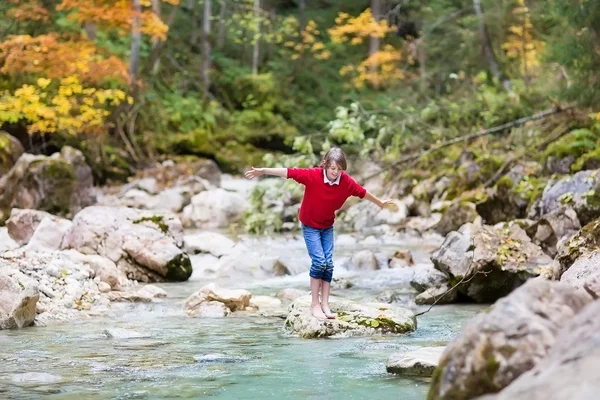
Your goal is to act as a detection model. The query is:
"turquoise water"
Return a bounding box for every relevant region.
[0,297,482,400]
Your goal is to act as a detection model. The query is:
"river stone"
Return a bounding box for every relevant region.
[410,265,448,293]
[0,131,24,176]
[136,284,167,299]
[414,283,457,305]
[182,188,247,229]
[188,301,230,318]
[284,295,416,339]
[386,346,445,376]
[478,300,600,400]
[62,249,128,290]
[61,206,192,282]
[185,283,251,315]
[431,222,553,303]
[107,291,153,303]
[184,232,235,257]
[389,250,414,268]
[526,206,580,257]
[6,209,57,245]
[0,271,39,329]
[427,279,593,400]
[0,227,18,252]
[10,372,62,385]
[24,216,72,251]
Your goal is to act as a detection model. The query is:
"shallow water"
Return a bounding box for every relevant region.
[0,233,484,400]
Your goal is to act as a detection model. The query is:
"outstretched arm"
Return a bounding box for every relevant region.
[244,167,287,179]
[363,191,395,209]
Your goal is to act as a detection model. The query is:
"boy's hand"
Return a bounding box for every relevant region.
[380,199,397,210]
[244,167,265,180]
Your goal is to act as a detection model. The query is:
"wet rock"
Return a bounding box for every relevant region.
[184,232,235,257]
[61,206,192,282]
[136,284,167,299]
[427,279,592,400]
[526,206,580,257]
[182,188,247,229]
[284,295,416,339]
[478,300,600,400]
[0,271,39,329]
[435,202,479,236]
[387,346,445,377]
[103,328,149,339]
[0,131,24,175]
[188,301,230,318]
[185,283,251,315]
[432,222,553,302]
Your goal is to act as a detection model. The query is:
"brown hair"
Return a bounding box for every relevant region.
[319,147,347,170]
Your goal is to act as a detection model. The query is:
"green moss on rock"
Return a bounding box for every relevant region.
[133,215,169,233]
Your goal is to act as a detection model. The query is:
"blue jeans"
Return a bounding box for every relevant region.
[302,224,334,283]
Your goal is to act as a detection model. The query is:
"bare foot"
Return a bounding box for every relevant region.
[311,304,327,319]
[321,304,337,319]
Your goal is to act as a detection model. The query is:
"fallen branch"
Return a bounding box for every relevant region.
[361,105,574,183]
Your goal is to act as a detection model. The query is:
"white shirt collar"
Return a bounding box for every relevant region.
[323,168,341,185]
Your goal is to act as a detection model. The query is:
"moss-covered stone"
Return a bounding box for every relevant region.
[165,253,193,281]
[133,215,169,233]
[25,159,77,216]
[0,131,24,175]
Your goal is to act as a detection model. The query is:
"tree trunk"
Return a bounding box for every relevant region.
[252,0,260,75]
[84,22,97,40]
[473,0,511,91]
[200,0,212,91]
[151,0,161,75]
[368,0,381,87]
[130,0,142,84]
[216,0,227,48]
[298,0,307,31]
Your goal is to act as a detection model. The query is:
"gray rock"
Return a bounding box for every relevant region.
[184,232,235,257]
[188,301,230,318]
[6,209,56,245]
[435,202,479,236]
[479,300,600,400]
[0,131,24,175]
[414,284,457,305]
[560,249,600,291]
[526,206,580,257]
[427,279,593,400]
[410,265,448,293]
[182,188,247,229]
[103,328,149,339]
[345,250,379,271]
[185,283,251,315]
[432,222,553,302]
[0,227,18,252]
[387,346,445,376]
[0,271,39,329]
[276,288,307,303]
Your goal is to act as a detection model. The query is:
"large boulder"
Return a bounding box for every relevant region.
[6,209,57,245]
[560,249,600,294]
[182,188,247,229]
[0,149,95,224]
[431,222,553,302]
[184,232,235,257]
[427,279,592,400]
[478,300,600,400]
[24,216,72,252]
[61,206,192,282]
[534,169,600,224]
[386,346,445,377]
[284,295,416,339]
[0,131,24,176]
[0,269,39,329]
[525,206,580,257]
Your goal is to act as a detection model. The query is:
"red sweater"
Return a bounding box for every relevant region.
[287,168,367,229]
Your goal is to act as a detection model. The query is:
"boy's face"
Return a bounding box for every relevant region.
[326,161,341,181]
